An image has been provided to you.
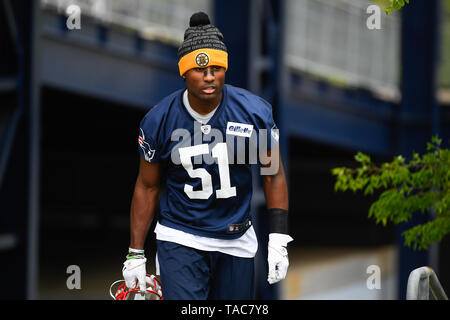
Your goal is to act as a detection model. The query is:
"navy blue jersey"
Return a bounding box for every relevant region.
[138,84,279,239]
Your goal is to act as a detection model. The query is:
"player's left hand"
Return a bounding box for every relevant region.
[267,233,293,284]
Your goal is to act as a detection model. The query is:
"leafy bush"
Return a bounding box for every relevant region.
[332,136,449,250]
[383,0,410,14]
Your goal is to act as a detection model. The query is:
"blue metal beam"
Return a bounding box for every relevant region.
[0,0,37,299]
[282,96,395,156]
[396,0,441,300]
[39,10,184,109]
[213,0,250,89]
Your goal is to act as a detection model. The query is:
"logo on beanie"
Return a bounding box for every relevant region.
[195,52,209,67]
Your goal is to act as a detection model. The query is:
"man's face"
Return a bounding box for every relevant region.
[184,66,225,104]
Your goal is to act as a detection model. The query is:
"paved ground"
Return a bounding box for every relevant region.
[38,222,397,300]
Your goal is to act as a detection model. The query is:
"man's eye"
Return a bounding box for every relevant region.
[195,68,205,72]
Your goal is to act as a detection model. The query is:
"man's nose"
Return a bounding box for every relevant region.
[203,68,215,80]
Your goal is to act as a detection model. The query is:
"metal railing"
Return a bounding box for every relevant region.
[406,266,448,300]
[40,0,212,44]
[284,0,401,101]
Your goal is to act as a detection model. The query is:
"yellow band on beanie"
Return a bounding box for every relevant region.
[178,48,228,76]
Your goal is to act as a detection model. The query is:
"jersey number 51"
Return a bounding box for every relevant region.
[179,142,236,200]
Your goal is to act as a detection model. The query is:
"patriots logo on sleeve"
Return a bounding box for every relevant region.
[139,128,156,161]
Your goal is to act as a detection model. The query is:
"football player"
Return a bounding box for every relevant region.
[122,11,293,299]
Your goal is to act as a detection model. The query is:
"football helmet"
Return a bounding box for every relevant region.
[110,274,163,300]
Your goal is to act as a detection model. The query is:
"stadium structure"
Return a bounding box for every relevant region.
[0,0,449,300]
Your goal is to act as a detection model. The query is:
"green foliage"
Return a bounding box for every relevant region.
[383,0,410,14]
[332,136,450,251]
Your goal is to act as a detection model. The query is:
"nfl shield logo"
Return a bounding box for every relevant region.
[201,125,211,135]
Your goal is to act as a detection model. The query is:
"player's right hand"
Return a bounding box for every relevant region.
[122,255,147,292]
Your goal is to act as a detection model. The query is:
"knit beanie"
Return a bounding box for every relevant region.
[178,12,228,76]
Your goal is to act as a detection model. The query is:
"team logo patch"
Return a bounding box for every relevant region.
[139,128,156,161]
[195,52,209,67]
[226,122,254,138]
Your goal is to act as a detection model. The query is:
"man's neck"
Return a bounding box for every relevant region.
[187,91,222,115]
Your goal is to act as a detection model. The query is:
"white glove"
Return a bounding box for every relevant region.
[122,256,147,292]
[267,233,293,284]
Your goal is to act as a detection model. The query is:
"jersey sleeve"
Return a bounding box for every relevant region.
[138,109,161,163]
